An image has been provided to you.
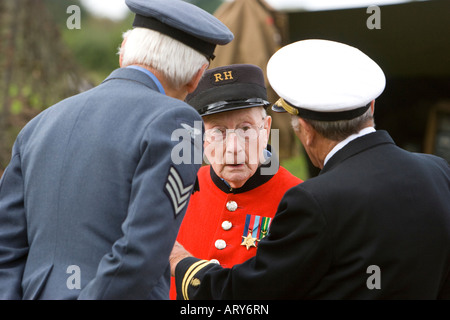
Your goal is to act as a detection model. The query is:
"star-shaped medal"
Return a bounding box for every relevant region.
[241,232,259,250]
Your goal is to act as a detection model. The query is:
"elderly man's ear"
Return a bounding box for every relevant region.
[262,115,272,148]
[186,64,209,94]
[119,37,127,68]
[297,117,316,147]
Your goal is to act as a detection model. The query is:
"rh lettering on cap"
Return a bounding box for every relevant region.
[214,71,234,82]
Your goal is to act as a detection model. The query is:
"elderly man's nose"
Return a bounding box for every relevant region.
[225,133,245,162]
[225,133,241,151]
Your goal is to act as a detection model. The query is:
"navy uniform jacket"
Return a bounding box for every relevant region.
[175,131,450,299]
[0,68,202,299]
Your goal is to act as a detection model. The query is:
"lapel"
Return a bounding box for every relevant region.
[320,130,396,175]
[102,68,160,92]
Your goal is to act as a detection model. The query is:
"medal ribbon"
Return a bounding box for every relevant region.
[243,214,265,239]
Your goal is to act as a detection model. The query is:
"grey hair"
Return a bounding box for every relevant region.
[119,28,208,89]
[291,107,375,141]
[261,106,267,119]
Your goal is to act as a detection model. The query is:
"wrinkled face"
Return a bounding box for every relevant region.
[203,107,271,189]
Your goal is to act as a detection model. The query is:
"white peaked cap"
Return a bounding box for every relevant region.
[267,39,386,121]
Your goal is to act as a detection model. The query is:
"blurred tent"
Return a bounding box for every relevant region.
[284,0,450,168]
[210,0,299,160]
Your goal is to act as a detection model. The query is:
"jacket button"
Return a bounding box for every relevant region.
[215,239,227,250]
[226,201,238,212]
[210,259,220,265]
[222,221,232,230]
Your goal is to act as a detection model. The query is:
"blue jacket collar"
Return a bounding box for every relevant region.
[102,68,163,94]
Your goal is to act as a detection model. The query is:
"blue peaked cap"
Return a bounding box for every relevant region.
[125,0,234,60]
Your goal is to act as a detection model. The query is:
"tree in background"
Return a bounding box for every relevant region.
[0,0,92,173]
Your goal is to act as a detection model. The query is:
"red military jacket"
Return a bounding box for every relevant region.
[170,164,302,299]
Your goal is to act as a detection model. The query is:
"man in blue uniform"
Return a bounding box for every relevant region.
[170,39,450,299]
[0,0,233,299]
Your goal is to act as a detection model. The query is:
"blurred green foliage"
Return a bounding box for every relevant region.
[61,15,134,83]
[43,0,133,83]
[281,151,310,181]
[51,0,224,84]
[0,0,91,168]
[188,0,224,13]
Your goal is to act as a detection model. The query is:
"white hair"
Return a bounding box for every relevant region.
[291,107,374,141]
[119,28,208,89]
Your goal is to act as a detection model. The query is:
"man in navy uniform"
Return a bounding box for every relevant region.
[170,39,450,299]
[0,0,232,299]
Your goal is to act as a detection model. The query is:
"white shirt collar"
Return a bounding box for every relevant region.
[324,127,376,166]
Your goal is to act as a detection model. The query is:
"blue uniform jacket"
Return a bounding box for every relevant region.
[0,68,202,299]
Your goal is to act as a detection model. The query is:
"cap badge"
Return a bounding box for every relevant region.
[213,70,234,83]
[274,98,299,115]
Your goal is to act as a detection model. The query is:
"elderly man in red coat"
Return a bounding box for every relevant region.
[169,64,302,299]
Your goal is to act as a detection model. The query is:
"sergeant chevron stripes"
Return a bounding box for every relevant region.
[165,166,194,216]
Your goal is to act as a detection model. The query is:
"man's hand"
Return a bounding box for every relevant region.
[170,241,192,276]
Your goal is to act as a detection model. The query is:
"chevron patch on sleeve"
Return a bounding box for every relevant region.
[164,166,194,218]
